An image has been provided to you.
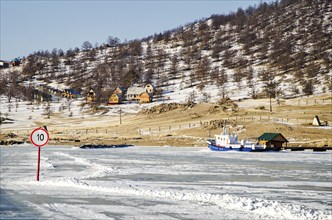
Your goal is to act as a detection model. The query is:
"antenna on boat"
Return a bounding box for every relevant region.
[223,120,227,134]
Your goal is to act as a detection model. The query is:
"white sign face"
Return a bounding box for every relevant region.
[30,128,49,147]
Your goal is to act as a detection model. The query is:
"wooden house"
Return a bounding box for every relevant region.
[62,91,72,99]
[0,60,10,68]
[145,84,156,95]
[86,89,96,103]
[11,58,21,67]
[139,92,153,103]
[113,86,127,96]
[112,86,126,103]
[126,87,146,101]
[108,93,122,105]
[256,133,288,151]
[62,89,81,99]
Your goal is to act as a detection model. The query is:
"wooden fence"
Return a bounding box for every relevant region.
[3,115,331,139]
[139,116,331,135]
[285,99,332,106]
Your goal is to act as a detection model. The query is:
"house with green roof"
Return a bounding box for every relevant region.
[256,133,288,151]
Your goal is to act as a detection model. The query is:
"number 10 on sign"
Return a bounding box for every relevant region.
[30,128,49,181]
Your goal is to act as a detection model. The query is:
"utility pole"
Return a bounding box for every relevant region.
[267,79,273,112]
[269,92,272,112]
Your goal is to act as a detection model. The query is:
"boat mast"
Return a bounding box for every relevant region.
[223,120,227,134]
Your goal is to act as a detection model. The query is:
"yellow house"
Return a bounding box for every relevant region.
[62,91,74,99]
[108,93,122,105]
[145,84,156,95]
[87,89,96,103]
[62,91,69,98]
[140,92,153,103]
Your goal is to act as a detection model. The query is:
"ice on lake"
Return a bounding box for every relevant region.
[1,145,331,219]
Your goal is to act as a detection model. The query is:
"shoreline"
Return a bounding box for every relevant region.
[1,140,331,151]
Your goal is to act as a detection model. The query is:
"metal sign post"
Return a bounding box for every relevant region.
[30,127,49,181]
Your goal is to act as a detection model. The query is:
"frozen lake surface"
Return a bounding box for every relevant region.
[1,145,331,219]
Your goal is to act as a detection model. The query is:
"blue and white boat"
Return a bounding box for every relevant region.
[207,126,267,152]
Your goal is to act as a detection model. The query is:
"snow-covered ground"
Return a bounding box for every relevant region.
[1,145,331,219]
[0,95,164,131]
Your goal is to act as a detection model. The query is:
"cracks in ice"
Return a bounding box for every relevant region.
[27,152,332,220]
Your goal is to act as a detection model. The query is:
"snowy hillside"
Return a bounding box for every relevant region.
[0,0,331,105]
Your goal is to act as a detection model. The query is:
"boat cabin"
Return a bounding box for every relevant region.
[215,131,238,146]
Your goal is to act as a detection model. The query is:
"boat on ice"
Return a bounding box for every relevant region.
[207,126,269,152]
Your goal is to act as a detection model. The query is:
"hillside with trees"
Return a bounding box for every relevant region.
[1,0,331,104]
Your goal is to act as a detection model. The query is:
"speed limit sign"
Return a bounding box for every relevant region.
[30,127,50,181]
[30,127,49,147]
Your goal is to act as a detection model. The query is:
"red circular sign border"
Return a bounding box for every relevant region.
[30,128,50,147]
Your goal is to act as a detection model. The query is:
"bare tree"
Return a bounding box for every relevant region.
[82,41,93,51]
[218,85,228,99]
[246,66,254,85]
[106,36,120,47]
[216,68,228,87]
[302,80,314,96]
[233,68,243,83]
[260,69,279,111]
[186,91,197,104]
[170,54,178,79]
[195,56,211,90]
[200,92,211,103]
[44,101,53,118]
